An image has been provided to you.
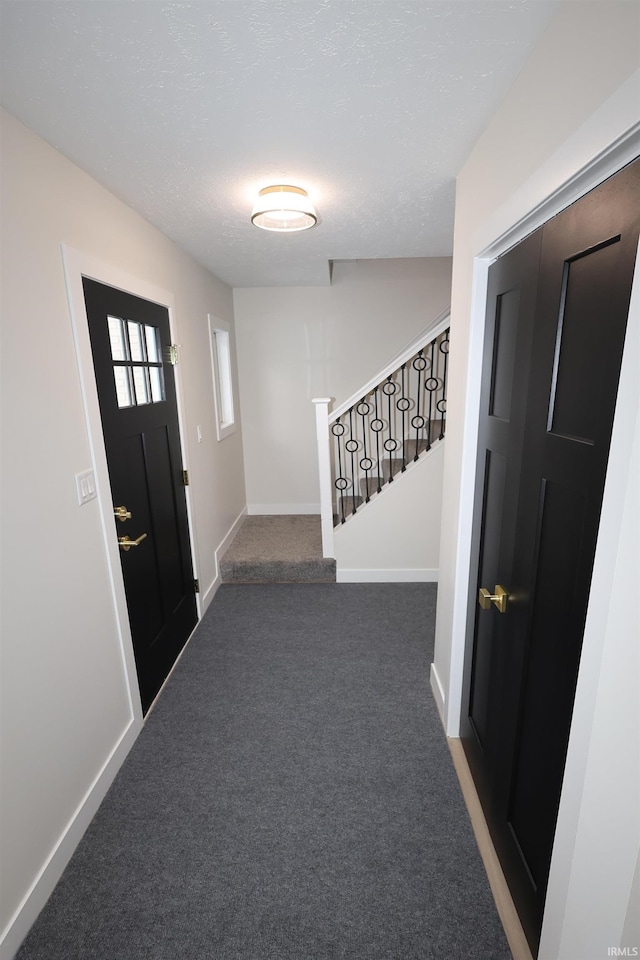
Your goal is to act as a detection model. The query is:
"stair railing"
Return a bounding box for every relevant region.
[313,310,450,558]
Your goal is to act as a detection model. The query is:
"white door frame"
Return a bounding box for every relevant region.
[62,246,202,722]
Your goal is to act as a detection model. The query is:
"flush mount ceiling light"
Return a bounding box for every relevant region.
[251,185,317,232]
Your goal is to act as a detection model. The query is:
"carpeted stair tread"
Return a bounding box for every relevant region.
[337,494,363,518]
[359,476,383,497]
[355,433,446,498]
[381,457,404,480]
[220,515,336,583]
[221,557,336,583]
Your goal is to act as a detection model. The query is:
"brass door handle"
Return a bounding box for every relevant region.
[118,533,147,551]
[479,584,508,614]
[114,505,132,522]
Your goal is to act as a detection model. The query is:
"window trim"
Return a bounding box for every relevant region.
[208,314,236,441]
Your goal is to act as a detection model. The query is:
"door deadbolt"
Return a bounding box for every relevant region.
[114,505,132,522]
[478,584,508,614]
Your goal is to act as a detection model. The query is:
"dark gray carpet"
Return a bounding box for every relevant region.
[16,584,511,960]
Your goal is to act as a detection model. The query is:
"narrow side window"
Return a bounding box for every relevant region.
[208,315,236,440]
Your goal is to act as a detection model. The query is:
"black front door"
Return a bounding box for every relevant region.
[462,158,640,954]
[83,279,198,714]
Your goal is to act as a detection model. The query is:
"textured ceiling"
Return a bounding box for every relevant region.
[0,0,559,287]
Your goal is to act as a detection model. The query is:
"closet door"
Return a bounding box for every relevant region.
[463,157,640,954]
[463,228,542,800]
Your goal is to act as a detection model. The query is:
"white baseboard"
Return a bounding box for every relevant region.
[200,507,249,607]
[430,661,446,728]
[213,506,248,574]
[247,503,320,515]
[0,718,141,960]
[202,573,221,610]
[336,568,439,583]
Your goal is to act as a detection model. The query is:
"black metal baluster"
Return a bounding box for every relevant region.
[425,338,436,450]
[347,406,357,515]
[400,363,407,472]
[439,330,449,440]
[332,418,347,525]
[358,397,373,502]
[373,386,382,493]
[414,352,421,458]
[412,350,426,460]
[387,376,394,483]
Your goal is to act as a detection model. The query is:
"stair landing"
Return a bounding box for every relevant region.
[220,515,336,584]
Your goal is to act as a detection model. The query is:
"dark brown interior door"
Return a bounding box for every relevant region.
[462,158,640,954]
[83,279,198,714]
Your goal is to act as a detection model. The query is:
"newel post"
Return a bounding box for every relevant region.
[312,398,335,559]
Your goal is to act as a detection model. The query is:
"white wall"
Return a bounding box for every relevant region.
[0,110,246,958]
[432,2,640,957]
[334,443,444,582]
[233,257,452,513]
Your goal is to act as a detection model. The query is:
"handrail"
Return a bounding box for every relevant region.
[329,308,450,424]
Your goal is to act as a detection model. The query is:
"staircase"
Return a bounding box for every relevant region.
[222,314,449,584]
[333,423,444,523]
[314,315,450,557]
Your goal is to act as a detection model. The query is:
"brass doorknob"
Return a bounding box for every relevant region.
[478,584,508,614]
[118,533,147,551]
[114,505,132,522]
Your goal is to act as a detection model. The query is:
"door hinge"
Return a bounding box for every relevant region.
[194,578,200,594]
[165,344,180,366]
[182,469,189,485]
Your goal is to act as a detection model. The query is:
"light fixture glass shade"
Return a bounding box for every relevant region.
[251,185,317,232]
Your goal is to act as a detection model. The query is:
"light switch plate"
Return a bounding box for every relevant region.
[75,469,97,505]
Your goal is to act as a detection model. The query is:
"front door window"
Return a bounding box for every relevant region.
[107,315,165,408]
